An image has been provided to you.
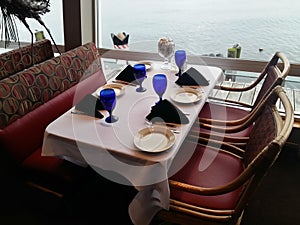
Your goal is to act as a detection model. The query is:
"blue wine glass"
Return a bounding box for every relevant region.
[153,74,167,104]
[175,50,187,76]
[100,88,118,123]
[133,64,147,92]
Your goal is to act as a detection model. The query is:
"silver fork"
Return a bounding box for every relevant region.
[71,110,85,115]
[145,120,180,134]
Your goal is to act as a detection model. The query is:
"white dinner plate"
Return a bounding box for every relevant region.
[171,88,202,104]
[96,83,125,97]
[133,61,153,71]
[134,126,175,153]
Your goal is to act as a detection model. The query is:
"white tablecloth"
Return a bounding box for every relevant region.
[42,62,224,225]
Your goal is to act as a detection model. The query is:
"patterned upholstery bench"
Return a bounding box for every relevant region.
[0,42,107,196]
[0,39,54,80]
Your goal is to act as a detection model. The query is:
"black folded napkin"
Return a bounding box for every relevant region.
[115,65,136,83]
[145,99,189,124]
[175,67,209,86]
[75,94,104,119]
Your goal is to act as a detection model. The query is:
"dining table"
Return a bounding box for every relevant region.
[42,60,224,225]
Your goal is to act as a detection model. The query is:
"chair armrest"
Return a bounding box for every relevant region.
[195,121,251,134]
[197,114,249,126]
[188,130,249,149]
[168,179,240,196]
[208,97,253,109]
[199,136,245,157]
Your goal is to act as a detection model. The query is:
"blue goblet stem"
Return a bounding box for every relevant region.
[106,110,118,123]
[176,68,182,76]
[137,79,145,92]
[106,110,112,123]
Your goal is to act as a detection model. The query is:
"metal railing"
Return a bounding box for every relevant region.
[97,48,300,77]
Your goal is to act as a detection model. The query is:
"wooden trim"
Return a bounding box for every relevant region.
[80,0,95,44]
[63,0,82,51]
[26,181,64,198]
[92,0,96,44]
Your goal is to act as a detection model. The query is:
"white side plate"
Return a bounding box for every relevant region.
[96,83,125,97]
[171,88,202,104]
[133,61,153,71]
[134,126,175,153]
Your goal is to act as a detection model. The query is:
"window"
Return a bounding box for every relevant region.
[98,0,300,64]
[0,1,63,51]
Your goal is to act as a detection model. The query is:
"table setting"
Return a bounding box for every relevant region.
[42,48,224,225]
[46,53,225,178]
[70,58,209,148]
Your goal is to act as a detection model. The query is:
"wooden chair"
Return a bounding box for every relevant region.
[192,52,290,147]
[151,86,294,225]
[198,52,290,123]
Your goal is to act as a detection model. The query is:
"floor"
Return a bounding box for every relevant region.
[241,145,300,225]
[0,168,137,225]
[1,144,299,225]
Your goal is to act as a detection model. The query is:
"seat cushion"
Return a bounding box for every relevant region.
[0,68,106,165]
[170,144,245,210]
[21,148,88,192]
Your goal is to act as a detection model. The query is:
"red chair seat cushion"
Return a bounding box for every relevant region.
[170,144,245,210]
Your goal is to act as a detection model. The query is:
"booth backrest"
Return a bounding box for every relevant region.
[0,42,102,129]
[0,39,54,80]
[0,42,106,165]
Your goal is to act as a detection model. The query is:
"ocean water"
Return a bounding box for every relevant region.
[2,0,299,64]
[101,0,300,63]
